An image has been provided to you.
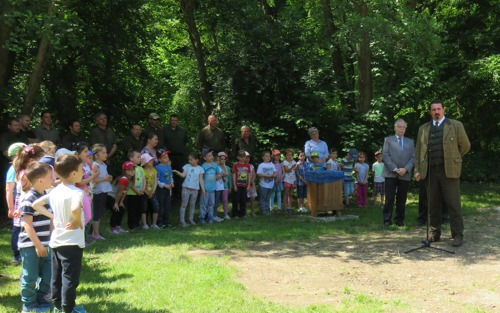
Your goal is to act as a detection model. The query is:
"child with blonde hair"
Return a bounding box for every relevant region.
[91,144,113,240]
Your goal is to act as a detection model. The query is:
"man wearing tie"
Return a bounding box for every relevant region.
[414,101,470,247]
[382,119,415,227]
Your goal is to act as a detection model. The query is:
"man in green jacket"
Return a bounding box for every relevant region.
[414,101,470,247]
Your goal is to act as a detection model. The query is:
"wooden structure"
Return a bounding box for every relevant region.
[307,180,344,216]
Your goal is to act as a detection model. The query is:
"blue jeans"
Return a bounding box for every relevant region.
[20,246,52,307]
[200,191,215,223]
[11,225,21,260]
[259,186,272,214]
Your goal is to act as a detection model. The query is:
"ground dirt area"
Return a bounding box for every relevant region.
[189,208,500,313]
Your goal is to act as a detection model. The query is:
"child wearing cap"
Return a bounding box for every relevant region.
[141,153,160,229]
[232,149,252,218]
[308,151,326,171]
[214,151,232,220]
[110,161,135,234]
[372,151,385,207]
[91,144,113,240]
[156,149,174,228]
[269,149,284,213]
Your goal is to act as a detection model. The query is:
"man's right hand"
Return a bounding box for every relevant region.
[414,172,420,181]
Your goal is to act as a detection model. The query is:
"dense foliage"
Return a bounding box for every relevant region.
[1,0,498,181]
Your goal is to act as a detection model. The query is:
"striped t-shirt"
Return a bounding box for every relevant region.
[18,189,52,249]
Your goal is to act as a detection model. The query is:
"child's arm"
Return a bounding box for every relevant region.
[173,169,187,178]
[283,162,297,173]
[151,174,158,195]
[233,171,238,192]
[6,182,15,218]
[79,169,99,186]
[199,174,205,194]
[65,201,83,230]
[249,166,255,186]
[113,184,127,211]
[23,215,48,257]
[32,198,54,220]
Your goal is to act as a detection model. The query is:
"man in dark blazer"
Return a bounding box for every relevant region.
[414,101,470,247]
[382,118,415,227]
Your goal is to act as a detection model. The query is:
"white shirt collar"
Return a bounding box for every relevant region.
[433,116,446,127]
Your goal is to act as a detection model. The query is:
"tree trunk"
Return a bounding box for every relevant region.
[0,0,15,88]
[22,0,55,115]
[354,1,372,114]
[321,0,354,108]
[179,0,211,118]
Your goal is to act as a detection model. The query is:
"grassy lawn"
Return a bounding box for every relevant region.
[1,183,498,313]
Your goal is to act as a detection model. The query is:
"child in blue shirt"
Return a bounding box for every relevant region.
[155,149,174,228]
[199,150,220,224]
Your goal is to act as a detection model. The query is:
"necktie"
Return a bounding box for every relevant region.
[398,137,403,151]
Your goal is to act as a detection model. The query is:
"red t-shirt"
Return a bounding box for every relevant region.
[232,162,251,187]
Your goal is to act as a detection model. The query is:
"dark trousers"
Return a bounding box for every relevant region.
[110,204,126,228]
[383,177,409,225]
[232,186,247,218]
[170,154,186,198]
[426,164,464,239]
[418,180,449,224]
[51,245,83,312]
[156,187,172,225]
[125,195,144,229]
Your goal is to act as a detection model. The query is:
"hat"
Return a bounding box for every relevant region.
[88,150,96,155]
[156,149,170,158]
[149,113,160,120]
[140,153,154,166]
[122,161,136,171]
[202,148,213,157]
[7,142,26,158]
[310,151,319,158]
[244,151,250,157]
[374,150,382,156]
[272,149,281,155]
[55,148,76,159]
[218,151,227,158]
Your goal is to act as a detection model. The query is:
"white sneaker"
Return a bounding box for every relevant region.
[142,224,149,230]
[224,214,231,220]
[151,224,160,229]
[214,217,223,222]
[180,221,188,228]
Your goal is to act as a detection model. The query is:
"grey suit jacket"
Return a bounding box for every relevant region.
[382,135,415,181]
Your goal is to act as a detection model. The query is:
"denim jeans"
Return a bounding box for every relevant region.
[259,186,272,214]
[11,225,21,260]
[20,246,51,307]
[200,191,215,222]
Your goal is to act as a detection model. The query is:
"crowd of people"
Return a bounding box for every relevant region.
[2,101,470,313]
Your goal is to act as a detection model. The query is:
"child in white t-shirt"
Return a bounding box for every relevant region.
[257,151,277,215]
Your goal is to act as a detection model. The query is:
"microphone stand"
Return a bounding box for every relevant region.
[405,125,454,255]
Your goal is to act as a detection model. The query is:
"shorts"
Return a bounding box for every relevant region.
[343,181,354,197]
[373,182,385,195]
[283,182,297,188]
[297,185,307,198]
[247,185,258,198]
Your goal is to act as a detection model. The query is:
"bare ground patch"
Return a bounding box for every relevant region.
[188,208,500,312]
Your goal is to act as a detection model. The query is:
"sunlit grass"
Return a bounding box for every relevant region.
[1,184,498,312]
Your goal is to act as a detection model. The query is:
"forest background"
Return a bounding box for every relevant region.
[0,0,498,182]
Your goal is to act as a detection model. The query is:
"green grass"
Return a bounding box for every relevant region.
[1,184,498,312]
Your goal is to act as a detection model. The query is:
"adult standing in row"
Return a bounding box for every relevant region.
[18,114,37,143]
[61,119,86,150]
[414,101,470,247]
[34,111,60,146]
[122,122,144,153]
[196,115,225,153]
[89,113,117,162]
[1,118,28,159]
[164,114,188,197]
[233,125,258,158]
[304,127,328,163]
[144,113,165,149]
[382,119,415,227]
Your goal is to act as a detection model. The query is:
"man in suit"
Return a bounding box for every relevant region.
[414,101,470,247]
[382,119,415,227]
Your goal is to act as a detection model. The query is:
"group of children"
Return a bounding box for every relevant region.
[6,137,387,312]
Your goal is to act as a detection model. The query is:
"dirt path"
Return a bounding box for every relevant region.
[189,208,500,312]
